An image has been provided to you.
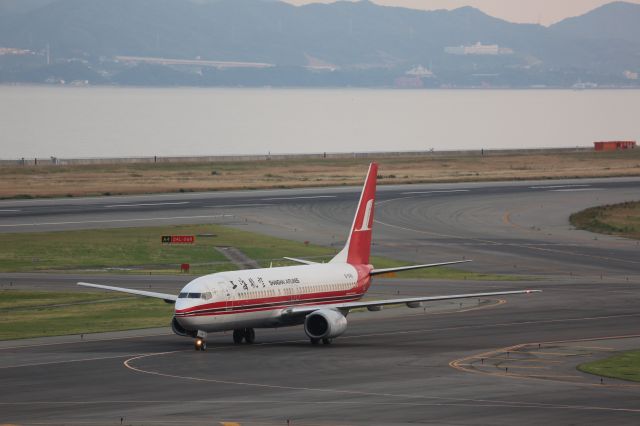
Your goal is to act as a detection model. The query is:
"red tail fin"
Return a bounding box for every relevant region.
[331,162,377,265]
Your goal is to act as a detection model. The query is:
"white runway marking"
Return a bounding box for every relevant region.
[0,353,144,369]
[0,214,233,228]
[205,203,273,208]
[2,399,637,412]
[529,184,590,189]
[550,188,603,192]
[0,209,21,212]
[123,329,640,415]
[105,202,190,208]
[375,217,640,265]
[260,195,337,201]
[402,190,470,195]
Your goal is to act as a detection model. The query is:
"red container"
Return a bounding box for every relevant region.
[594,141,636,151]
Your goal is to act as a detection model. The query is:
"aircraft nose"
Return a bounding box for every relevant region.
[175,313,194,328]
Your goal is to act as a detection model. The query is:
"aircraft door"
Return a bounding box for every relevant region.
[290,283,300,305]
[221,280,232,312]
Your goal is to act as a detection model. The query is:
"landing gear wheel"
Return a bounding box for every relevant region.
[195,338,206,351]
[244,328,255,344]
[322,338,332,345]
[233,329,244,344]
[310,338,320,345]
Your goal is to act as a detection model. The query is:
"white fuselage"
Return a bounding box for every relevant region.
[174,263,372,332]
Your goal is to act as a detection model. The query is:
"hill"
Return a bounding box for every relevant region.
[0,0,638,87]
[550,1,640,43]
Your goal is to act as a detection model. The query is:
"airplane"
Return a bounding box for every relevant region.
[79,162,539,350]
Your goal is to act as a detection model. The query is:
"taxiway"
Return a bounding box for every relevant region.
[1,177,639,425]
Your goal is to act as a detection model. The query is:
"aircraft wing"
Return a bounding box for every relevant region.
[370,260,472,276]
[283,289,540,316]
[78,282,177,302]
[283,257,318,265]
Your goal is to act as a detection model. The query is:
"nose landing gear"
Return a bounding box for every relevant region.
[194,337,207,351]
[194,330,208,351]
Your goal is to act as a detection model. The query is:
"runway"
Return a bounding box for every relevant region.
[1,176,640,425]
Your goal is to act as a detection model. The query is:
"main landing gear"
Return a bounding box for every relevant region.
[232,328,256,344]
[310,338,332,345]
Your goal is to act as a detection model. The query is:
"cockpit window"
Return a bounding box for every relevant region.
[202,292,212,300]
[187,293,202,299]
[178,292,188,298]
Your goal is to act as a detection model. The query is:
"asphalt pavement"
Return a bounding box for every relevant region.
[1,177,639,425]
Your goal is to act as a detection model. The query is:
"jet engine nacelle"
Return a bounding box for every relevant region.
[304,309,347,340]
[171,316,196,337]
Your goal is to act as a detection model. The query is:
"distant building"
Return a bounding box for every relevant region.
[572,81,598,89]
[304,54,338,72]
[594,141,636,151]
[114,56,274,70]
[624,70,639,80]
[405,65,434,78]
[0,47,33,56]
[445,42,513,56]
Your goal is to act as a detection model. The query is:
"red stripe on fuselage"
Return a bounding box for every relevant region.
[175,285,366,314]
[177,296,363,318]
[175,289,365,318]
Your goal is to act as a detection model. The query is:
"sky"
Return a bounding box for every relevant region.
[284,0,640,25]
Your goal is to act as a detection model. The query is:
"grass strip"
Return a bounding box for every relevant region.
[0,224,514,280]
[0,290,173,340]
[570,201,640,240]
[0,290,129,310]
[2,150,640,199]
[0,224,331,273]
[578,350,640,382]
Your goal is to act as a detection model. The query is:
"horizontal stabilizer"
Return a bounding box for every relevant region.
[370,260,472,276]
[78,282,177,302]
[283,257,318,265]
